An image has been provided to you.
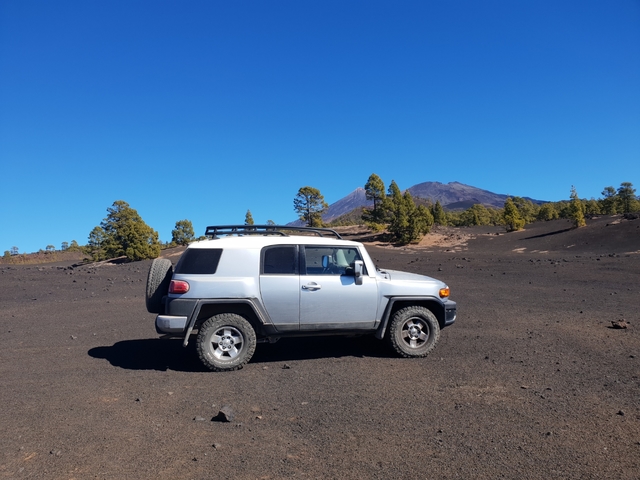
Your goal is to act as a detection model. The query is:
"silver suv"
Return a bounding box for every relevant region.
[145,225,457,371]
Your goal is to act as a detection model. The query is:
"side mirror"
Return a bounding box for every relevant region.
[322,255,329,268]
[353,260,364,285]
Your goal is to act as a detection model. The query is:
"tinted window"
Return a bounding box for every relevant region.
[175,249,223,274]
[262,246,297,274]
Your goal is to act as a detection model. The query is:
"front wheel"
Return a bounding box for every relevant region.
[197,314,257,371]
[388,306,440,358]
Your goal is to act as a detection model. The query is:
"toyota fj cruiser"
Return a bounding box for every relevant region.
[145,225,457,371]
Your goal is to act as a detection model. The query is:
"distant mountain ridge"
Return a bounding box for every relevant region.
[290,181,545,224]
[407,181,543,210]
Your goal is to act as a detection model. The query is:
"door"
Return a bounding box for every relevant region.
[299,245,378,330]
[259,245,300,331]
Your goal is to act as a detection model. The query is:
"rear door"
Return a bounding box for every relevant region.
[259,245,300,331]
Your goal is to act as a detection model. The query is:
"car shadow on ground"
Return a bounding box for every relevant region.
[253,335,392,364]
[523,228,573,240]
[88,335,393,372]
[88,339,207,372]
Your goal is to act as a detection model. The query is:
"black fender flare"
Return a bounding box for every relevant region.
[375,296,448,339]
[181,298,272,347]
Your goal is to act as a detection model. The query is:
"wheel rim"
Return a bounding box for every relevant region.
[209,326,244,361]
[400,317,430,349]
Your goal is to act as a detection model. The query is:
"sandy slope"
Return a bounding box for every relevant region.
[0,216,638,479]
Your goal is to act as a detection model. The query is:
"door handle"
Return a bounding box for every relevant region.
[302,283,322,291]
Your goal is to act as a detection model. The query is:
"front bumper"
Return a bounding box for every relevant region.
[444,300,457,326]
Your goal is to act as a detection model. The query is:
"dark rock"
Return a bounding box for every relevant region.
[213,405,235,422]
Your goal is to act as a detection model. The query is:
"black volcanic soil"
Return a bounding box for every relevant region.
[1,217,639,479]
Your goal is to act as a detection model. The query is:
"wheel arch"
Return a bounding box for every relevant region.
[181,298,270,347]
[375,296,445,339]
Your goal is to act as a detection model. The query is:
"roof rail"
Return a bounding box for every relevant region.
[204,225,342,239]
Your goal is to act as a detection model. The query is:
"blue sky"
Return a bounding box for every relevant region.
[1,1,639,254]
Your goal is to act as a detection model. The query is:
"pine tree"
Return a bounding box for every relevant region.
[171,219,195,245]
[88,226,107,261]
[386,186,432,244]
[431,200,447,226]
[584,199,601,215]
[537,203,559,221]
[617,182,638,213]
[244,210,255,226]
[511,197,538,224]
[459,204,492,226]
[293,187,328,227]
[364,173,386,222]
[99,200,161,261]
[599,186,618,215]
[503,198,525,232]
[569,186,586,228]
[388,190,411,243]
[68,240,81,252]
[412,204,434,237]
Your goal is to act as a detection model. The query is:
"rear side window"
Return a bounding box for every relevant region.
[175,249,223,274]
[262,246,297,274]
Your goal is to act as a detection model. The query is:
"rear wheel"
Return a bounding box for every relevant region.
[145,258,173,314]
[197,314,257,371]
[388,306,440,358]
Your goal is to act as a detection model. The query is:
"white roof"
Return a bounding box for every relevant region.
[188,234,362,250]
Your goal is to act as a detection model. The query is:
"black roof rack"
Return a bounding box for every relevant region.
[204,225,342,239]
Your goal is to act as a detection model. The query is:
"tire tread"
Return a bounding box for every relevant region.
[197,313,257,372]
[388,306,440,358]
[145,258,173,314]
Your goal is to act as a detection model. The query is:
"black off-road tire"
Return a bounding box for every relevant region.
[388,306,440,358]
[197,314,257,372]
[145,258,173,314]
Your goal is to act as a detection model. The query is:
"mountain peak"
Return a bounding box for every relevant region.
[291,181,545,224]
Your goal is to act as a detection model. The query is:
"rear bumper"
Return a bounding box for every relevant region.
[155,315,188,334]
[156,297,199,334]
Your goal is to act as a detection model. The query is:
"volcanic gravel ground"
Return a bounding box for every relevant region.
[1,217,639,479]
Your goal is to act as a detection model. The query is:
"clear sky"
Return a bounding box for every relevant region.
[1,1,639,254]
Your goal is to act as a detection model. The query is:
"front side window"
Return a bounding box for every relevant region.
[262,245,298,274]
[303,246,362,275]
